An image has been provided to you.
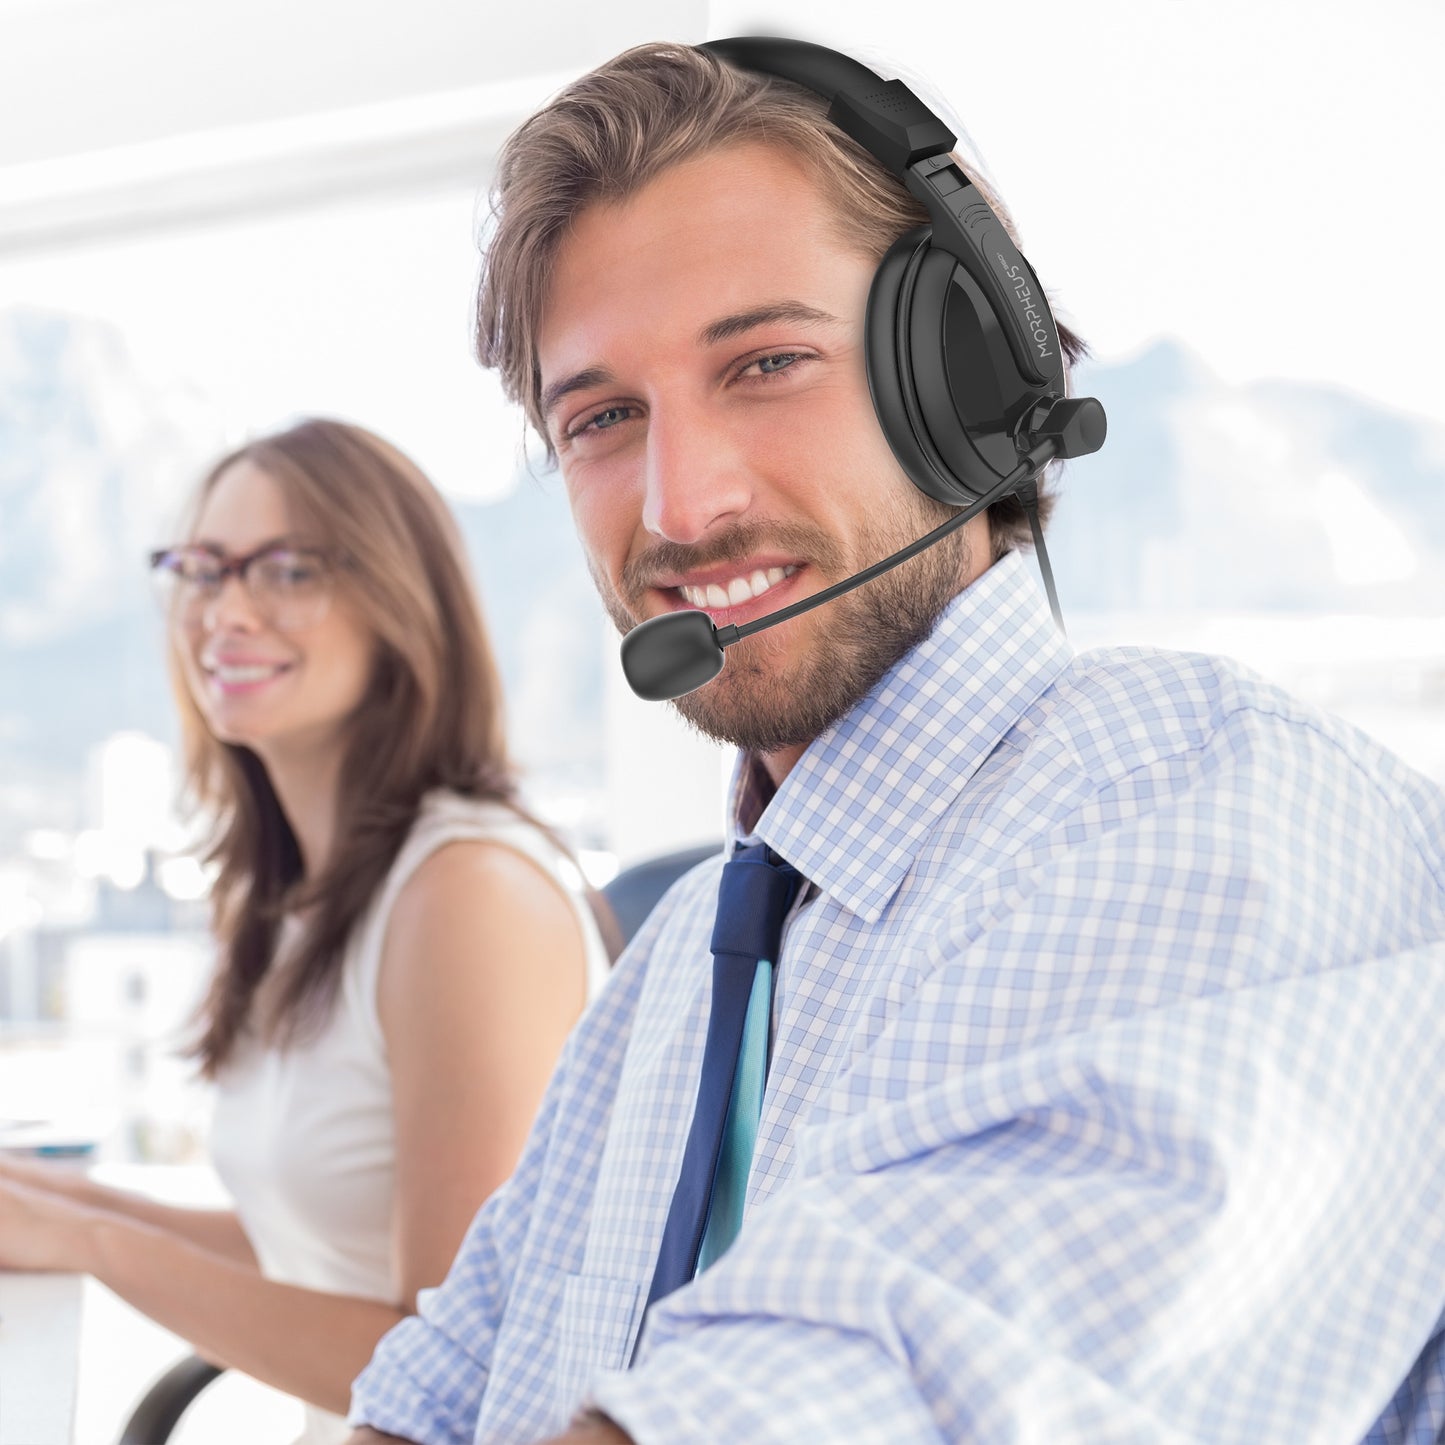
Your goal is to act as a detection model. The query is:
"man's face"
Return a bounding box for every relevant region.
[536,140,989,761]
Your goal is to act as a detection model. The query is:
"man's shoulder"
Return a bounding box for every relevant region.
[1030,643,1358,786]
[995,643,1444,881]
[912,644,1442,984]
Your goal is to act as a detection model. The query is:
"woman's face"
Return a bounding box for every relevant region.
[173,459,375,764]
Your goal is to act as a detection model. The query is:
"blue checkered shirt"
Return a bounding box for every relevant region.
[350,549,1445,1444]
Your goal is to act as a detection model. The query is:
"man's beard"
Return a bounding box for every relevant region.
[593,487,972,755]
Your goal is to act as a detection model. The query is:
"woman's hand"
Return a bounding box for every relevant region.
[0,1175,97,1272]
[0,1152,89,1200]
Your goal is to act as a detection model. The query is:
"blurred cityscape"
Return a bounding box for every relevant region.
[1,304,1443,1169]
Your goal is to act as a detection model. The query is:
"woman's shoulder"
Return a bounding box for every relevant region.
[409,786,529,836]
[377,789,601,957]
[373,792,605,1020]
[400,789,579,887]
[395,789,610,999]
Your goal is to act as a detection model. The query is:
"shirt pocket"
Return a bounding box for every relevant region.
[552,1272,645,1418]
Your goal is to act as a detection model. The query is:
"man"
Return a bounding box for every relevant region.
[347,41,1445,1444]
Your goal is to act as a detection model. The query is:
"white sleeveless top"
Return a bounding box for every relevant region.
[209,791,611,1444]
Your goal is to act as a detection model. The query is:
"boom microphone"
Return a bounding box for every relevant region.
[620,399,1103,702]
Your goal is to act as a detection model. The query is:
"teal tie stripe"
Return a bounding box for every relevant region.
[642,844,803,1315]
[696,955,775,1272]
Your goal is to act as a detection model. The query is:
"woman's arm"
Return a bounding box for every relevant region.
[377,838,589,1309]
[0,837,587,1418]
[0,1179,404,1413]
[0,1155,256,1266]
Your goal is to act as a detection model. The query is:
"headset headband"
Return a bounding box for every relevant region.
[700,36,1061,391]
[701,36,955,174]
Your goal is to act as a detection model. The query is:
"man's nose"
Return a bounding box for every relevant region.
[640,404,753,545]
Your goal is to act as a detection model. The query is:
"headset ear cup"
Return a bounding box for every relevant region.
[865,227,978,508]
[908,248,1020,501]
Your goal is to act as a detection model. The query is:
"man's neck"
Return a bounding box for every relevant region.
[734,750,779,837]
[757,741,808,792]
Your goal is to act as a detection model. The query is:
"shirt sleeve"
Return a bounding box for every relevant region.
[591,713,1445,1443]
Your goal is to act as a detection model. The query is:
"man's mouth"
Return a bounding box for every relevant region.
[675,564,798,611]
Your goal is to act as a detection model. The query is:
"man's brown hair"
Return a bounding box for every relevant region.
[476,41,1087,554]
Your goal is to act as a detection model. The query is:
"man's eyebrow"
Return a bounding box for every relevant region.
[540,303,843,420]
[541,365,617,420]
[698,301,845,347]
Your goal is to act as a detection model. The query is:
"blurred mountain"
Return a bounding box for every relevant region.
[1048,339,1445,613]
[2,310,1442,846]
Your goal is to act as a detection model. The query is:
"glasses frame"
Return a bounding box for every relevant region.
[148,542,349,632]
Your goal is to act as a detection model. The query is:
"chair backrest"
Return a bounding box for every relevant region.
[601,843,720,947]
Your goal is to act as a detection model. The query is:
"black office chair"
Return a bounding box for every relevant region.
[115,840,719,1444]
[593,841,718,945]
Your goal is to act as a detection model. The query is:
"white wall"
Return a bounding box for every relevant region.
[705,0,1445,427]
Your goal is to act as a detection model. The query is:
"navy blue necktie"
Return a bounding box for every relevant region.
[644,843,803,1310]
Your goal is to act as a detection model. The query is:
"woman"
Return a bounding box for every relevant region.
[0,418,614,1441]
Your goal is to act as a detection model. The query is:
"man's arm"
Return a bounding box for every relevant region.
[589,941,1445,1441]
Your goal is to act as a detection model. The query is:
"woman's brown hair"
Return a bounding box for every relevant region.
[475,41,1088,557]
[169,418,615,1076]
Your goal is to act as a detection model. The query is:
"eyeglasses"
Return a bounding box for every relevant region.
[148,543,345,632]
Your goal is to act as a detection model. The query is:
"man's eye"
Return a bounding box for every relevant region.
[754,353,802,375]
[569,405,634,440]
[737,352,814,384]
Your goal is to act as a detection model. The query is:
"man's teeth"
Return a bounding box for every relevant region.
[680,565,797,611]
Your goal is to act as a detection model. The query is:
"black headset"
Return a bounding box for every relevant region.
[620,37,1106,702]
[701,36,1104,510]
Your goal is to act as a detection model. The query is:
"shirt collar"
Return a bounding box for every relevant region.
[727,549,1073,922]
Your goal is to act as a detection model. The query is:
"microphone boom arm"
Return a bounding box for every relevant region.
[617,434,1074,702]
[716,439,1058,649]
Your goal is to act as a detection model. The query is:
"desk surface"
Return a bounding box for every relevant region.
[0,1270,82,1445]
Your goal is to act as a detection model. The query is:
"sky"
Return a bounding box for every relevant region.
[0,0,1440,507]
